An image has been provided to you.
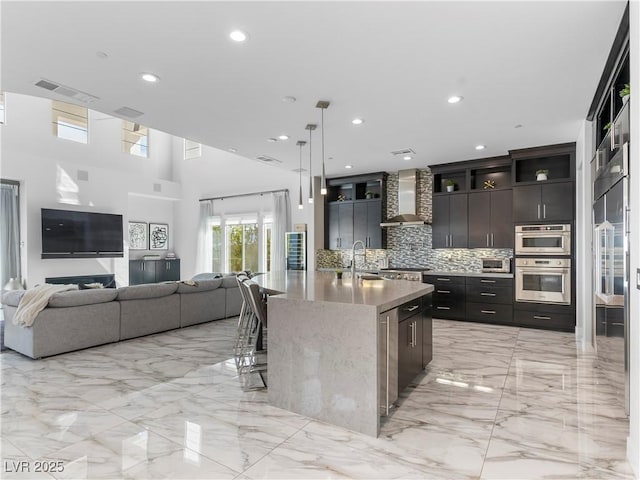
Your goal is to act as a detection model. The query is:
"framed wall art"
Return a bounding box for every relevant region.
[149,223,169,250]
[128,221,148,250]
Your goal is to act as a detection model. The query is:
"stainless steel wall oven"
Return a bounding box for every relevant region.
[515,258,571,305]
[515,224,571,256]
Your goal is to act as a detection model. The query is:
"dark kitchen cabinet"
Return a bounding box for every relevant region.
[397,297,424,393]
[423,275,466,320]
[327,202,354,249]
[354,199,383,248]
[468,190,513,248]
[129,259,180,285]
[422,293,433,368]
[432,194,468,248]
[512,181,574,222]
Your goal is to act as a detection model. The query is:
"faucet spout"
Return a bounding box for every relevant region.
[351,240,366,280]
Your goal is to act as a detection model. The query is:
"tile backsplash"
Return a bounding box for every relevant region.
[316,168,514,272]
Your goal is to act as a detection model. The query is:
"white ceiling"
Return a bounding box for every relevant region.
[1,1,627,177]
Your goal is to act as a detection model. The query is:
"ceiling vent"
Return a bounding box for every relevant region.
[114,106,144,118]
[291,168,307,173]
[390,148,416,157]
[34,78,99,104]
[256,155,282,164]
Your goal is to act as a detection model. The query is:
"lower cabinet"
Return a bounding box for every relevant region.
[424,275,466,320]
[129,259,181,285]
[513,308,574,332]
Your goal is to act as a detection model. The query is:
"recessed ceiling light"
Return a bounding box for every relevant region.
[230,30,247,42]
[345,165,353,169]
[352,118,364,125]
[282,96,296,103]
[267,137,278,143]
[228,147,237,153]
[278,135,289,141]
[475,145,486,150]
[141,73,160,83]
[403,155,412,161]
[447,95,463,104]
[514,124,523,129]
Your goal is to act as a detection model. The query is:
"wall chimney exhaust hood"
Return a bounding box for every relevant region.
[381,169,429,227]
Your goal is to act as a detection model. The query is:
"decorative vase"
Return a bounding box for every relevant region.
[336,272,343,280]
[536,173,547,181]
[622,94,630,104]
[446,185,454,192]
[365,193,373,199]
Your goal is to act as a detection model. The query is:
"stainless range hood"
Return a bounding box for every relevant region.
[381,169,429,227]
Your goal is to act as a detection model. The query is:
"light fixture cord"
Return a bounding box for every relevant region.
[299,143,303,207]
[321,108,326,192]
[308,127,313,201]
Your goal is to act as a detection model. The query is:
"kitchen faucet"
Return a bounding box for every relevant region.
[351,240,366,280]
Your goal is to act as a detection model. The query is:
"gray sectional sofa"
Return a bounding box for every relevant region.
[2,276,242,359]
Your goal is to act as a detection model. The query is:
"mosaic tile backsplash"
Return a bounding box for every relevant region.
[316,169,514,272]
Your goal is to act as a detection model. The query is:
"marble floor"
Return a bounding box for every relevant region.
[0,317,634,479]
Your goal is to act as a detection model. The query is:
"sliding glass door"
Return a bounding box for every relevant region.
[0,180,21,289]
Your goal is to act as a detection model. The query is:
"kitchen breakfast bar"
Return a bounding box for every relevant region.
[253,271,434,437]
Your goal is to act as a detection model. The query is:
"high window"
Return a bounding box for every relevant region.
[209,214,272,273]
[184,139,202,159]
[52,100,88,143]
[122,121,149,157]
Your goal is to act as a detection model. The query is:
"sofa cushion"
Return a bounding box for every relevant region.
[117,283,178,300]
[176,279,222,294]
[192,272,223,281]
[48,288,118,308]
[221,276,240,289]
[1,290,26,307]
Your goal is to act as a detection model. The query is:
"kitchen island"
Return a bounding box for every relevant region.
[253,270,434,436]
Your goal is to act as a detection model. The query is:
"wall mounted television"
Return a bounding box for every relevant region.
[41,208,124,259]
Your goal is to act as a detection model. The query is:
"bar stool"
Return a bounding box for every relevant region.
[234,277,268,389]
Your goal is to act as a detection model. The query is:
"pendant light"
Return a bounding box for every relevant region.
[296,140,306,209]
[305,124,316,203]
[316,100,330,195]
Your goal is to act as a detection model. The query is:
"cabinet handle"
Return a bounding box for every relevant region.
[436,306,451,310]
[533,315,551,320]
[409,321,414,347]
[480,292,497,296]
[404,305,420,312]
[543,204,546,219]
[437,290,450,294]
[491,233,494,247]
[486,234,490,247]
[142,263,144,271]
[481,310,496,314]
[412,321,417,347]
[436,278,451,282]
[537,204,541,219]
[480,279,496,283]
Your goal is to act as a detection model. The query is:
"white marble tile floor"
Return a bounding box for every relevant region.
[0,318,634,479]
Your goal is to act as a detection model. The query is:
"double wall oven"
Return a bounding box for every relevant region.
[514,224,572,305]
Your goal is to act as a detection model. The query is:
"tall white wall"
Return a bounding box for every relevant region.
[170,138,314,279]
[627,1,639,474]
[1,93,180,286]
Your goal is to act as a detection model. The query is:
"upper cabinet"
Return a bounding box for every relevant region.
[325,173,387,250]
[432,194,468,248]
[468,189,513,248]
[511,142,575,185]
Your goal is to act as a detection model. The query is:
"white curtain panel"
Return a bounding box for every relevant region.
[271,191,291,271]
[0,182,21,288]
[195,200,214,273]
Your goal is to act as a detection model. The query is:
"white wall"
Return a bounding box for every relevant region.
[170,138,314,279]
[627,1,639,474]
[1,93,181,286]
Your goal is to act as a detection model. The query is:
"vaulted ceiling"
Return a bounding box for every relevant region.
[1,1,627,176]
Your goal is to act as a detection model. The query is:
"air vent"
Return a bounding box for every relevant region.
[34,78,99,104]
[153,183,162,192]
[291,168,307,173]
[390,148,416,156]
[77,170,89,182]
[114,106,144,118]
[256,155,282,164]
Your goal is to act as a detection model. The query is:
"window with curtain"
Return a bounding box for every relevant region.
[1,181,21,289]
[207,214,272,273]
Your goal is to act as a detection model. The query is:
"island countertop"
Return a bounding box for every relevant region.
[253,270,433,313]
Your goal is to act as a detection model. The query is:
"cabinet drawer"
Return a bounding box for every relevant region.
[466,302,513,324]
[398,297,422,321]
[432,283,466,299]
[432,301,465,320]
[513,310,575,332]
[466,285,513,305]
[423,275,465,286]
[465,276,513,288]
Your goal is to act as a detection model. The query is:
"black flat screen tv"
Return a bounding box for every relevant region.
[41,208,124,259]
